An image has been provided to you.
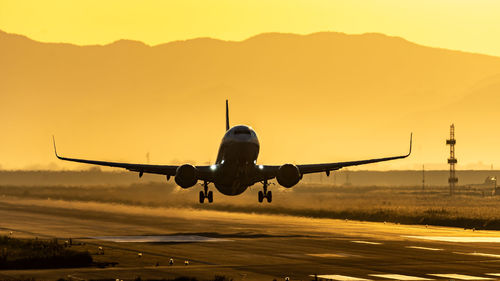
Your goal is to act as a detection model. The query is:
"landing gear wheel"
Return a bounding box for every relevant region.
[207,191,213,203]
[259,180,272,203]
[266,191,272,203]
[199,191,205,204]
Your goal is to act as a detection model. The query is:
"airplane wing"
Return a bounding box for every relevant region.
[260,133,412,179]
[52,137,213,180]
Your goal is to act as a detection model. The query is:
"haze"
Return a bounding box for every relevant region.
[1,1,500,170]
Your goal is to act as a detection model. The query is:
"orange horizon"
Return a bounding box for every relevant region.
[1,0,500,56]
[3,28,500,60]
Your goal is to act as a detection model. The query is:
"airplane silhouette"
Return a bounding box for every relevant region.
[54,100,411,203]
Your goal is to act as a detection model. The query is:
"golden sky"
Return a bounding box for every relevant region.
[2,0,500,171]
[1,0,500,56]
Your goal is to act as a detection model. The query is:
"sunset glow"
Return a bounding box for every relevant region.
[1,0,500,56]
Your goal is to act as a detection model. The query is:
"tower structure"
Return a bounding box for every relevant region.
[446,124,458,195]
[422,165,425,191]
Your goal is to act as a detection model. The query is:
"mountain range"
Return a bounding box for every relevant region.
[1,29,500,170]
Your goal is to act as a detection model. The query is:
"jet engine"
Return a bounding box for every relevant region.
[276,164,301,188]
[175,164,198,188]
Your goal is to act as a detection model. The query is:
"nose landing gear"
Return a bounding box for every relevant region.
[199,181,213,204]
[258,180,272,203]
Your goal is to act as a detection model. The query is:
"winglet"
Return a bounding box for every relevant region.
[52,135,61,159]
[407,132,413,157]
[225,99,230,131]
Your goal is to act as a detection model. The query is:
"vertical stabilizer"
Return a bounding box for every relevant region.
[226,100,230,131]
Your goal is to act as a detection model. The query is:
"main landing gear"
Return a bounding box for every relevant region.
[258,180,272,203]
[199,181,213,204]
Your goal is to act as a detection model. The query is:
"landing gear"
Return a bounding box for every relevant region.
[199,181,213,204]
[199,191,205,203]
[207,191,213,203]
[258,180,272,203]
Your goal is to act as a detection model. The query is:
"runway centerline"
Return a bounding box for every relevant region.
[405,236,500,243]
[370,274,433,280]
[311,274,371,281]
[351,240,382,245]
[429,274,493,280]
[406,246,443,251]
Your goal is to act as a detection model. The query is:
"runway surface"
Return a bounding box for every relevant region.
[2,197,500,281]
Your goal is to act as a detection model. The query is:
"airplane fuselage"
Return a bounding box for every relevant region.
[53,100,411,204]
[213,125,260,195]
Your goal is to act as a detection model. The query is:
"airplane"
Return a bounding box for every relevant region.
[53,100,412,204]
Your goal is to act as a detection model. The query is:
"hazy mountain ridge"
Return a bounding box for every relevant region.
[1,29,500,169]
[3,29,499,112]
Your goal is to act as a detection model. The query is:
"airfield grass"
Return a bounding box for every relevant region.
[0,235,92,269]
[1,182,500,230]
[52,276,233,281]
[0,274,234,281]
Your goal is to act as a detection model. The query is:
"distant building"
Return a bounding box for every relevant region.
[484,176,497,187]
[485,176,500,195]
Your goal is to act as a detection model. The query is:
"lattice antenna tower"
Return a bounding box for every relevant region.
[422,165,425,191]
[446,124,458,195]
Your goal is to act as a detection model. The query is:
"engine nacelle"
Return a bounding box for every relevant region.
[276,164,301,188]
[175,164,198,188]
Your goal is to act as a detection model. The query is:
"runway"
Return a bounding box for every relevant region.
[2,197,500,281]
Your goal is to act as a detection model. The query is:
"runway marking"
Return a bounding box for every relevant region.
[310,274,371,281]
[370,274,432,280]
[307,253,345,258]
[405,236,500,243]
[90,235,231,243]
[351,240,382,245]
[428,274,493,280]
[453,252,500,258]
[406,246,443,251]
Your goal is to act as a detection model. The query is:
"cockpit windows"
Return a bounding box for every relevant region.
[234,129,251,135]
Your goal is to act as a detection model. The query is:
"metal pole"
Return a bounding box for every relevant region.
[422,164,425,191]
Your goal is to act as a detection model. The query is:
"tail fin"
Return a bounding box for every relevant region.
[226,99,230,131]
